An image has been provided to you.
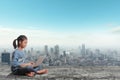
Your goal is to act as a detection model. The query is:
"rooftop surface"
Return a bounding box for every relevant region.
[0,65,120,80]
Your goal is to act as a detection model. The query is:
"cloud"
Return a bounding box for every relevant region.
[0,26,56,47]
[110,26,120,34]
[0,26,120,49]
[0,26,85,48]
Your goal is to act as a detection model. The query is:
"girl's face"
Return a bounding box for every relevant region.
[19,39,28,48]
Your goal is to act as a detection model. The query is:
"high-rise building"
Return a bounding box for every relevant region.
[95,49,100,56]
[81,44,86,56]
[50,47,54,57]
[54,45,60,58]
[50,48,54,54]
[45,45,49,56]
[1,52,10,65]
[63,51,67,64]
[63,51,66,57]
[30,48,35,56]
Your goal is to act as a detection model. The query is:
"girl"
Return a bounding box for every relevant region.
[11,35,48,77]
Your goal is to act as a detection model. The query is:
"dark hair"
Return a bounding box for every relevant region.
[13,35,27,49]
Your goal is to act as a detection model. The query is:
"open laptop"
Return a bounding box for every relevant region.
[32,56,45,67]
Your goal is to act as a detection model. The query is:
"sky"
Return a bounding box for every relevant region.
[0,0,120,49]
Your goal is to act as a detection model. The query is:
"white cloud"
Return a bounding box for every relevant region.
[109,26,120,33]
[0,26,120,49]
[0,26,59,47]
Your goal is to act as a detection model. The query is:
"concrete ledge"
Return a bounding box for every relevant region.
[2,73,48,80]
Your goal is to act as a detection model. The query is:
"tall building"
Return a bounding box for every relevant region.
[30,48,34,56]
[54,45,60,58]
[50,48,54,54]
[63,51,67,64]
[95,49,100,56]
[81,44,86,57]
[50,47,54,58]
[45,45,49,56]
[1,52,10,65]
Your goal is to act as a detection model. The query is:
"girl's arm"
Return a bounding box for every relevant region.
[20,62,35,68]
[20,62,33,68]
[12,52,35,68]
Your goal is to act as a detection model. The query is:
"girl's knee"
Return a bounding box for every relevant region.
[26,66,34,70]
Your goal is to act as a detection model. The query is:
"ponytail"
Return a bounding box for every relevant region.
[13,35,27,49]
[13,39,17,49]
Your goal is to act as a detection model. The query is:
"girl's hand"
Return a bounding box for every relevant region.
[28,62,35,67]
[27,62,33,66]
[20,62,34,68]
[30,62,35,65]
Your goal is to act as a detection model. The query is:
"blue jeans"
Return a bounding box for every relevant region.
[13,65,43,75]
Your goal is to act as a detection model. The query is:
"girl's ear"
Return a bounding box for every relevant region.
[19,41,21,45]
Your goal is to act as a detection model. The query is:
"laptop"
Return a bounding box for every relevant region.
[32,56,45,67]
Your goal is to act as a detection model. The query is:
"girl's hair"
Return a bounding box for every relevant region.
[13,35,27,49]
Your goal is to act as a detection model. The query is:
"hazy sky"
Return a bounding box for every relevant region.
[0,0,120,49]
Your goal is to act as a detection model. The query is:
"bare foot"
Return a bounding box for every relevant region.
[26,72,35,77]
[37,69,48,74]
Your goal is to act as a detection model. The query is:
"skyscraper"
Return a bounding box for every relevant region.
[81,44,86,57]
[54,45,60,58]
[45,45,49,56]
[50,48,54,54]
[1,52,10,65]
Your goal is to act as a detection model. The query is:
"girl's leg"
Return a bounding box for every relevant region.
[25,72,35,77]
[33,65,48,74]
[14,66,37,76]
[36,69,48,74]
[24,66,36,77]
[33,64,43,71]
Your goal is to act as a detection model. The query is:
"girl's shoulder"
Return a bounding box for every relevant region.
[14,49,24,55]
[14,49,23,52]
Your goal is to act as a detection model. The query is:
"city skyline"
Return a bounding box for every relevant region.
[0,0,120,48]
[1,43,120,66]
